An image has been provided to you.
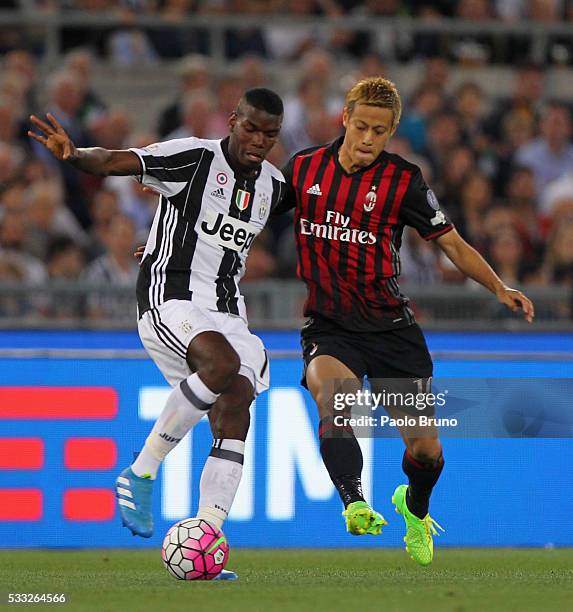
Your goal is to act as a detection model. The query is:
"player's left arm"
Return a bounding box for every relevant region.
[435,228,535,323]
[270,155,298,217]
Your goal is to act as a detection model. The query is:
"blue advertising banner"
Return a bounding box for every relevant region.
[0,332,572,548]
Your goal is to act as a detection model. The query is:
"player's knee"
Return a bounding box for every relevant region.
[186,332,241,392]
[196,349,241,392]
[218,349,241,381]
[410,438,443,464]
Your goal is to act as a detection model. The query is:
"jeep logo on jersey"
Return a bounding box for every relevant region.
[235,189,251,211]
[200,210,257,253]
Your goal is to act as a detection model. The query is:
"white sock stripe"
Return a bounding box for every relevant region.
[117,477,130,486]
[185,373,219,405]
[117,487,132,498]
[219,439,246,454]
[118,499,136,510]
[180,378,210,410]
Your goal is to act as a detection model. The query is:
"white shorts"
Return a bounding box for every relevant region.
[138,299,269,395]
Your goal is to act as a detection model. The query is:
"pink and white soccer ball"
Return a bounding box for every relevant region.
[161,518,229,580]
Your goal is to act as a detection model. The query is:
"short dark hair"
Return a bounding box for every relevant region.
[240,88,284,116]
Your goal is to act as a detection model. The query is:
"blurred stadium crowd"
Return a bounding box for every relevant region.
[1,1,573,321]
[5,1,573,65]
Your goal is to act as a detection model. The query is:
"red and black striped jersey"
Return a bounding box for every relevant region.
[275,137,454,332]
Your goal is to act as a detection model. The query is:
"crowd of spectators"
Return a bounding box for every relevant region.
[4,1,573,65]
[2,18,573,320]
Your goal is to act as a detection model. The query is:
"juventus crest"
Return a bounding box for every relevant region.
[259,193,269,220]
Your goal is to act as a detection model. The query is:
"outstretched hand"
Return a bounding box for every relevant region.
[28,113,77,161]
[495,285,535,323]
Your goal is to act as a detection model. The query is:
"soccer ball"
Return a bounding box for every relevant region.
[161,518,229,580]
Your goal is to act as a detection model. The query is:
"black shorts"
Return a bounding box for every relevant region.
[300,315,433,388]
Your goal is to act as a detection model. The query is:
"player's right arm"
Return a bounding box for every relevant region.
[28,113,140,177]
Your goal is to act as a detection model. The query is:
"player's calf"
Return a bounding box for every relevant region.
[402,445,444,519]
[198,375,254,530]
[318,416,387,535]
[131,373,220,482]
[208,376,253,441]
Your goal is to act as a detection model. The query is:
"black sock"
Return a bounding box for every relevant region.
[319,416,365,508]
[402,449,444,519]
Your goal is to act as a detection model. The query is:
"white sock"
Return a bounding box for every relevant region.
[131,373,219,478]
[197,439,245,529]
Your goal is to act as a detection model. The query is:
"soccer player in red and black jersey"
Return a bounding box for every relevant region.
[274,77,534,565]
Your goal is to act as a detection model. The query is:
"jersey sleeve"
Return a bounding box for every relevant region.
[399,168,454,240]
[270,155,298,216]
[129,138,201,198]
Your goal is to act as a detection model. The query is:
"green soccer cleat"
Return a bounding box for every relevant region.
[392,484,444,566]
[342,501,388,536]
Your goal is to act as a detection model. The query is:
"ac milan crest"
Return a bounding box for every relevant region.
[364,185,377,212]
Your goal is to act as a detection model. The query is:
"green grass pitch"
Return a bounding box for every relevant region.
[1,549,572,612]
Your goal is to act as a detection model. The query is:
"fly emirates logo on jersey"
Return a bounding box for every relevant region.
[199,210,257,254]
[299,211,376,245]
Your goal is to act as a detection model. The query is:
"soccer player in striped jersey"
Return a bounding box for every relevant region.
[30,89,285,576]
[274,77,534,565]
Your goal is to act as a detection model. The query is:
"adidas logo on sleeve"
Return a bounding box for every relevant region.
[306,183,322,196]
[210,187,226,199]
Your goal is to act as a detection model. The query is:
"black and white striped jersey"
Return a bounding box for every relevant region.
[130,137,285,319]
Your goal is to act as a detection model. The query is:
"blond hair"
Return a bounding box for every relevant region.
[344,77,402,133]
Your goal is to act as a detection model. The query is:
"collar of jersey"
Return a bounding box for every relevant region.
[331,135,388,177]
